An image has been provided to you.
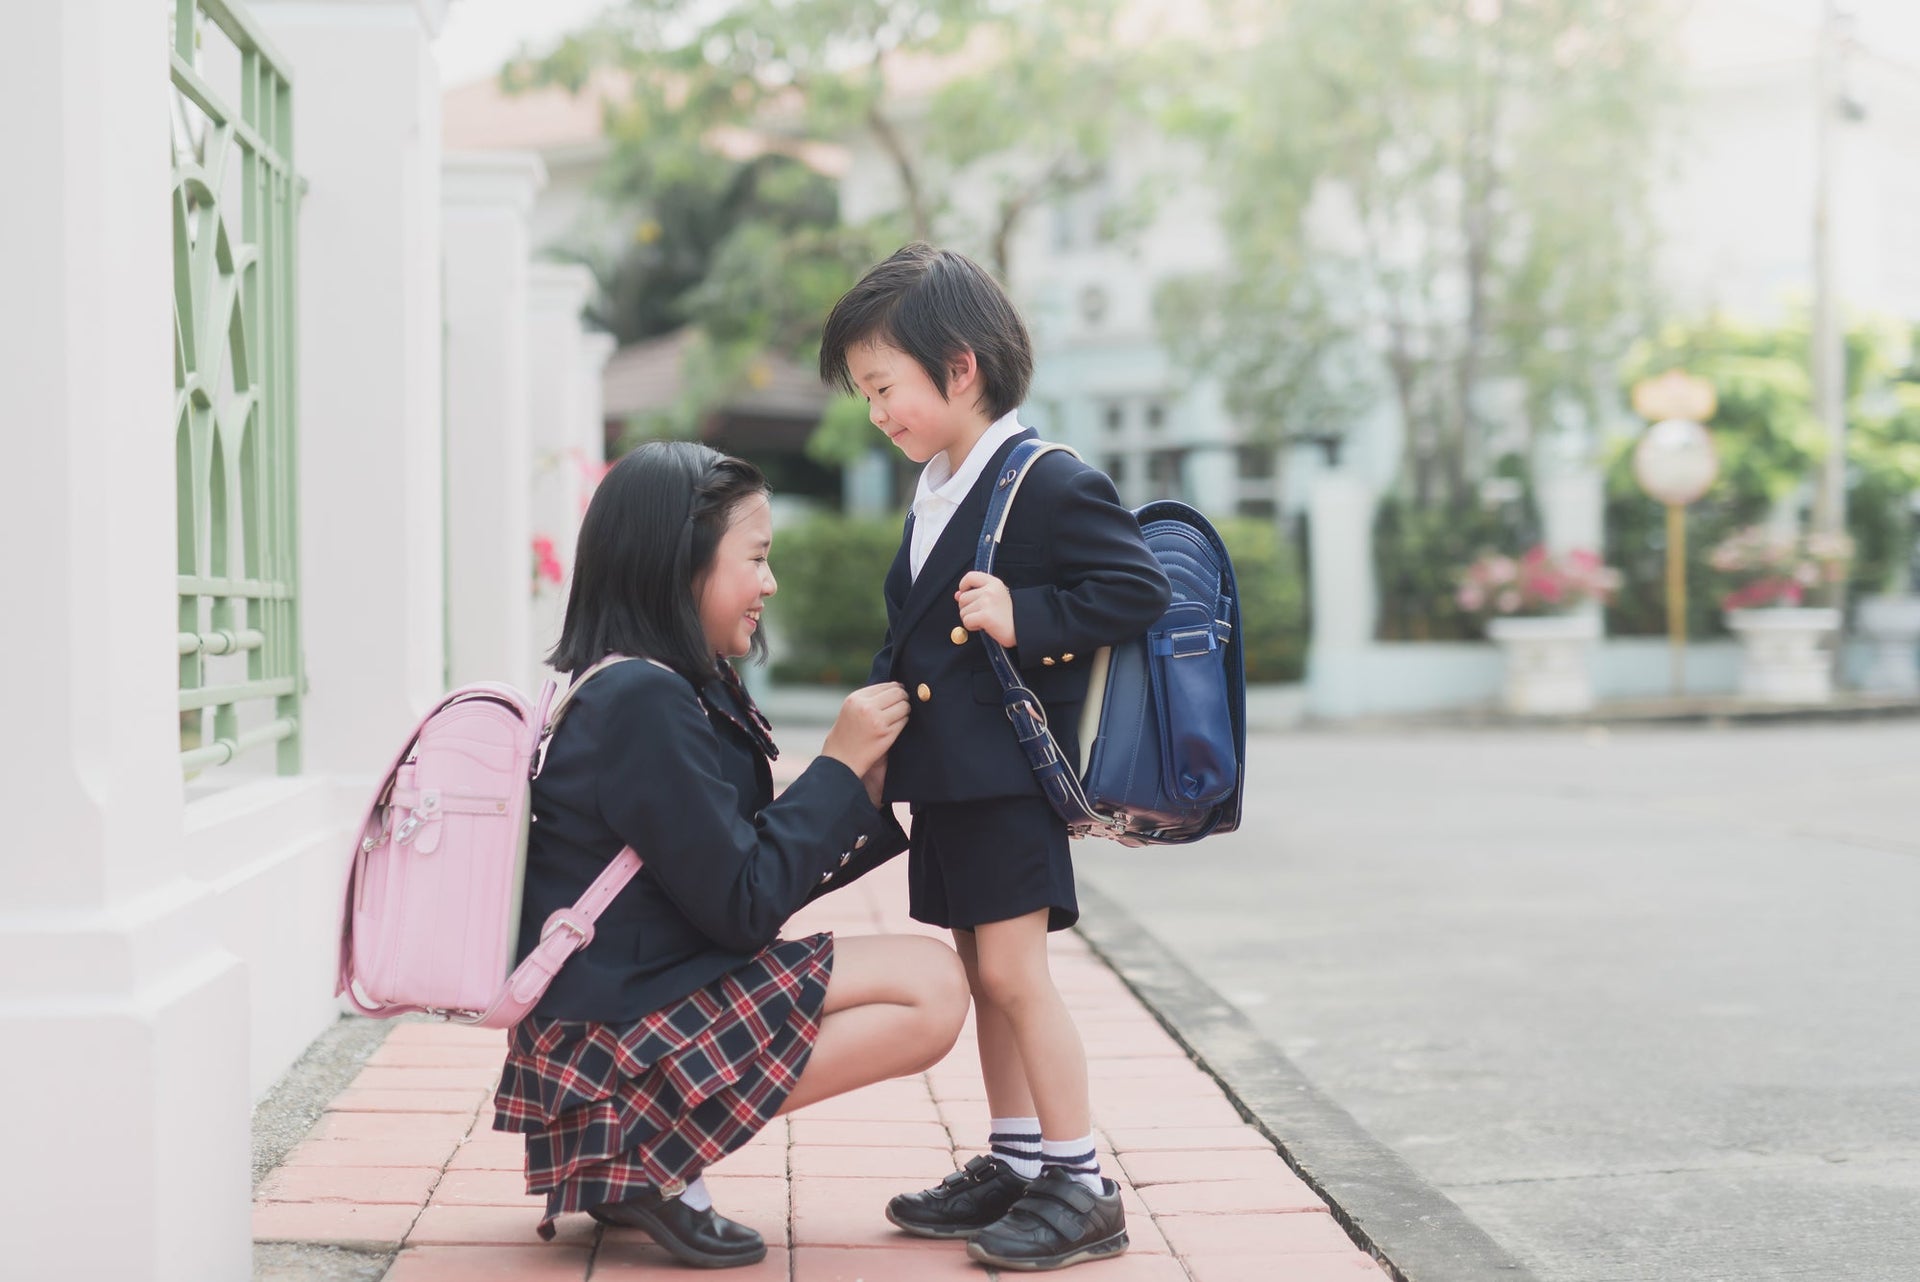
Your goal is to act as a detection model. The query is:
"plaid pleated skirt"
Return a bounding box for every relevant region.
[492,932,833,1239]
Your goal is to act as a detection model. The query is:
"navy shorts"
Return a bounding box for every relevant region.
[907,796,1077,933]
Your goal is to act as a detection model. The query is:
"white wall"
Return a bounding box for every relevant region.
[1,3,252,1277]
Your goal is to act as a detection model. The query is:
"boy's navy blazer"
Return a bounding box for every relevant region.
[515,660,905,1024]
[869,429,1172,804]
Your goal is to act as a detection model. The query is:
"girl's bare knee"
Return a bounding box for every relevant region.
[907,939,968,1068]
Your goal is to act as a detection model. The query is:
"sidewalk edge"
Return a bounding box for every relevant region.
[1075,880,1540,1282]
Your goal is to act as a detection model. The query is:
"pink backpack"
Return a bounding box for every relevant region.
[336,656,645,1027]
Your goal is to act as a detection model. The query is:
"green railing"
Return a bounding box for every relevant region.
[171,0,302,775]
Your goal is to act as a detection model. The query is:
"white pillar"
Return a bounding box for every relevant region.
[1308,471,1378,650]
[526,262,601,687]
[1538,455,1607,629]
[254,0,452,770]
[0,2,248,1277]
[444,152,546,687]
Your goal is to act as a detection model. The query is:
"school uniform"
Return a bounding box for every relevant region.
[869,415,1171,932]
[493,657,905,1237]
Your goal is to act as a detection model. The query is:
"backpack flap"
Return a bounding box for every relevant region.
[1147,599,1238,807]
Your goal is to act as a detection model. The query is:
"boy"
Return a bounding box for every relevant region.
[819,244,1171,1271]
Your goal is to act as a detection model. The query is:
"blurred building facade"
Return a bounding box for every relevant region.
[3,1,607,1274]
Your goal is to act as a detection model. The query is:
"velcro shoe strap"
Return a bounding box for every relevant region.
[949,1155,1000,1187]
[1011,1180,1099,1241]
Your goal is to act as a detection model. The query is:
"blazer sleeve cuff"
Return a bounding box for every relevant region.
[1010,584,1070,666]
[804,803,910,902]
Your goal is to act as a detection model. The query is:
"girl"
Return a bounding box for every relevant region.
[492,440,968,1267]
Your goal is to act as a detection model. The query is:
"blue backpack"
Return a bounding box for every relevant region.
[976,441,1246,846]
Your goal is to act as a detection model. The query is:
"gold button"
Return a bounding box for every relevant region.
[1062,653,1075,663]
[1042,657,1055,666]
[917,683,932,702]
[951,626,967,645]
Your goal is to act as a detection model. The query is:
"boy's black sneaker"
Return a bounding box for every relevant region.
[884,1155,1032,1239]
[966,1167,1129,1271]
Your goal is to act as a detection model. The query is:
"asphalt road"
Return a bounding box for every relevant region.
[1080,720,1920,1282]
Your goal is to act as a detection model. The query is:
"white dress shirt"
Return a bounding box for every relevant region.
[908,409,1027,582]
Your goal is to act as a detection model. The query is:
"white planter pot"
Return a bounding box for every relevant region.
[1856,595,1920,696]
[1726,607,1841,703]
[1486,613,1600,715]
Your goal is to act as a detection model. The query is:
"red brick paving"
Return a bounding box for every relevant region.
[256,854,1388,1279]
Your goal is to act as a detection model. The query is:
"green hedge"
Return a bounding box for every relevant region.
[1218,519,1309,683]
[769,512,1308,686]
[768,514,901,685]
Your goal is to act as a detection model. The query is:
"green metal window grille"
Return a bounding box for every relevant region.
[171,0,302,775]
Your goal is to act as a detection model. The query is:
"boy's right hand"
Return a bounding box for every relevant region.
[821,682,909,780]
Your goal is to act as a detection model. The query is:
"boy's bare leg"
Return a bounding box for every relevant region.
[954,928,1036,1117]
[970,907,1091,1138]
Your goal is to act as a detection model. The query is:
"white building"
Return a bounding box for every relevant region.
[1,1,607,1275]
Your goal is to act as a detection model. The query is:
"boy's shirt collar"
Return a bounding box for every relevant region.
[913,409,1026,513]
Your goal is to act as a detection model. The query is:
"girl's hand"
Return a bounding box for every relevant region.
[859,755,887,809]
[821,682,910,779]
[956,571,1017,647]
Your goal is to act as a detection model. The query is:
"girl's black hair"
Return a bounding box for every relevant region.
[547,440,771,680]
[819,242,1033,420]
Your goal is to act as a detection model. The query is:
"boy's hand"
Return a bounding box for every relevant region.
[956,571,1018,647]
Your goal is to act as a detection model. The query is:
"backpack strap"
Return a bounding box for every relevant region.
[473,845,645,1028]
[973,441,1121,838]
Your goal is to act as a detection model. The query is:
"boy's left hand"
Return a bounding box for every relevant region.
[956,571,1018,647]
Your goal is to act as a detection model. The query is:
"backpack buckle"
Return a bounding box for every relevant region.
[540,910,594,948]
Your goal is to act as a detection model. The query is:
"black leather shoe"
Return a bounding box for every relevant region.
[966,1167,1129,1271]
[589,1189,768,1269]
[885,1154,1032,1239]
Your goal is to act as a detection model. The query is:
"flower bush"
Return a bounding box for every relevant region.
[1706,526,1853,611]
[1456,545,1620,620]
[531,534,565,595]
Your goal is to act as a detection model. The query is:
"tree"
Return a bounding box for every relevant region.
[517,0,1172,327]
[1157,0,1669,509]
[1606,316,1920,635]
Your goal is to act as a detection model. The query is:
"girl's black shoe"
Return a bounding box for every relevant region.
[884,1154,1033,1239]
[966,1167,1129,1271]
[589,1190,768,1269]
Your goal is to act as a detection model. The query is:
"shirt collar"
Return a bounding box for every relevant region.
[913,410,1026,512]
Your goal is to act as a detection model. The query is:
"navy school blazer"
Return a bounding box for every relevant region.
[868,429,1173,805]
[515,659,906,1024]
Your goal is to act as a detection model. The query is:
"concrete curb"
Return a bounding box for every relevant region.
[1075,880,1541,1282]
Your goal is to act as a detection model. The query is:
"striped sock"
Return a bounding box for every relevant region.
[1042,1136,1104,1193]
[989,1116,1043,1180]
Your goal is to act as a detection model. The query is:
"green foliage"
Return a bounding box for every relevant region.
[767,513,902,684]
[1216,520,1308,683]
[519,0,1188,463]
[1606,317,1920,633]
[1158,0,1668,506]
[1373,457,1542,640]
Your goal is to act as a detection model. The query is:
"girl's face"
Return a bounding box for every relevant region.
[846,339,975,466]
[698,493,777,659]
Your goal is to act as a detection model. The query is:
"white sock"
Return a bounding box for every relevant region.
[1042,1136,1104,1193]
[989,1116,1044,1180]
[676,1175,713,1211]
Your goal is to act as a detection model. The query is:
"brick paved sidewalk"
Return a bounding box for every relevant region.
[255,857,1388,1281]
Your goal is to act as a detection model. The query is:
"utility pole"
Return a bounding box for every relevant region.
[1811,0,1851,557]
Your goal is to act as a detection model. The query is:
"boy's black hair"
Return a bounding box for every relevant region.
[548,440,770,680]
[819,242,1033,420]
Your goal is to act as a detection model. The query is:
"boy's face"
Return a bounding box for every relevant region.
[846,339,972,466]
